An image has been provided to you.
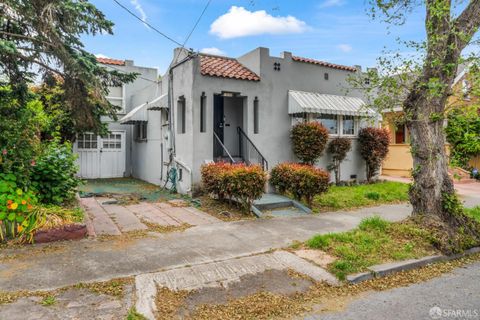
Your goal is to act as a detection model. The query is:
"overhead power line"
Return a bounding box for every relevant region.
[112,0,182,47]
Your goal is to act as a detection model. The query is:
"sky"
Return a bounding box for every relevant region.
[82,0,428,75]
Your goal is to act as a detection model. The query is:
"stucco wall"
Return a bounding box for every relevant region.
[103,62,160,178]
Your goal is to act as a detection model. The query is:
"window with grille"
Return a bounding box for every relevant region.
[77,133,98,149]
[102,133,122,149]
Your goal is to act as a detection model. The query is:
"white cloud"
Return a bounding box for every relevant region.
[200,47,226,56]
[130,0,148,28]
[337,44,352,52]
[95,53,110,59]
[210,6,307,39]
[318,0,346,9]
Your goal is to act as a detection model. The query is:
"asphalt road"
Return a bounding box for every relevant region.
[305,261,480,320]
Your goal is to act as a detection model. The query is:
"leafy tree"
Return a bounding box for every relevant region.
[446,107,480,169]
[0,0,136,135]
[291,122,329,164]
[353,1,480,252]
[327,137,352,185]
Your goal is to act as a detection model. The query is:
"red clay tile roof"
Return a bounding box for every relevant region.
[200,54,260,81]
[96,57,125,66]
[292,56,357,72]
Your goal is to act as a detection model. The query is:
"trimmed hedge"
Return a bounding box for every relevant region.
[291,122,329,164]
[358,127,390,182]
[270,163,330,206]
[201,162,267,213]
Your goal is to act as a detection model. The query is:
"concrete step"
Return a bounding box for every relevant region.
[251,193,312,218]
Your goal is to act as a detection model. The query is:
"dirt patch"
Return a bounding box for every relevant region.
[154,253,480,320]
[194,195,255,222]
[141,220,192,234]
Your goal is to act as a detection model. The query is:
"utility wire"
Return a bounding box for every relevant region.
[172,0,213,64]
[112,0,182,47]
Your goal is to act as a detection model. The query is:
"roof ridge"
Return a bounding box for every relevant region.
[198,52,237,60]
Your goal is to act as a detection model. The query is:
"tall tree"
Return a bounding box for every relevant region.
[359,1,480,252]
[0,0,136,135]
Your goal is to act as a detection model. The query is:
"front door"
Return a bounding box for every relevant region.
[75,131,126,179]
[213,94,224,159]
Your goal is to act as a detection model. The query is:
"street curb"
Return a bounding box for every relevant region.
[346,246,480,284]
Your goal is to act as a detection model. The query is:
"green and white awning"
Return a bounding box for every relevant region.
[288,90,375,116]
[120,94,168,124]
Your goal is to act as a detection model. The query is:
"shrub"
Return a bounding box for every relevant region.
[0,173,41,242]
[327,137,352,185]
[291,122,329,164]
[201,162,267,213]
[31,138,81,205]
[270,163,330,206]
[358,127,390,182]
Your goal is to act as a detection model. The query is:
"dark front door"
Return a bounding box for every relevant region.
[213,94,224,158]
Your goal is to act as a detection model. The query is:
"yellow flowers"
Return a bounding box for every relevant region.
[7,202,18,210]
[17,225,23,233]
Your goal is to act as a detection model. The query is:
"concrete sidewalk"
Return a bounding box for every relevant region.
[0,200,477,293]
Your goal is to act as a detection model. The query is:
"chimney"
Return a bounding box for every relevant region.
[125,60,134,67]
[280,51,293,61]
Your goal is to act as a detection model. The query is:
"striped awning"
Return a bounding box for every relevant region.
[288,90,375,116]
[120,94,167,124]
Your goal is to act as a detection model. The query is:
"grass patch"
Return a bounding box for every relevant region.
[306,216,437,280]
[465,206,480,222]
[127,307,148,320]
[40,295,56,306]
[313,181,409,212]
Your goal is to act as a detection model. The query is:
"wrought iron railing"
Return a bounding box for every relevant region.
[213,131,236,163]
[237,127,268,171]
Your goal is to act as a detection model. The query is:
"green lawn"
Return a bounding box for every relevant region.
[313,181,410,212]
[465,206,480,222]
[305,216,437,280]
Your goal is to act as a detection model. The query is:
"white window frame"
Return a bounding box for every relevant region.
[134,122,148,142]
[340,115,358,137]
[310,114,359,137]
[106,85,126,114]
[76,132,98,150]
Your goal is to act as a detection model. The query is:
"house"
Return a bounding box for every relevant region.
[74,48,378,194]
[381,64,480,177]
[73,58,161,180]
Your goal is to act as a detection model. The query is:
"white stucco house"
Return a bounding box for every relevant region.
[74,48,377,194]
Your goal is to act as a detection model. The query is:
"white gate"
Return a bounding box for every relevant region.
[75,131,126,179]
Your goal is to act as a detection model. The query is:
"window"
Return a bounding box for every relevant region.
[394,124,407,144]
[253,97,259,134]
[324,73,329,80]
[102,133,122,149]
[135,123,147,141]
[77,133,98,149]
[364,78,370,85]
[107,86,125,113]
[200,93,206,133]
[177,96,186,134]
[315,114,338,134]
[342,115,355,135]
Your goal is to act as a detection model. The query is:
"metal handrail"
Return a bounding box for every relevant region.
[213,131,236,163]
[237,127,268,170]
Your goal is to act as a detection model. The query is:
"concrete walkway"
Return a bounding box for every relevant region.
[80,197,220,236]
[0,199,478,293]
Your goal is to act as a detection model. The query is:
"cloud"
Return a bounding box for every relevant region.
[130,0,148,28]
[318,0,346,9]
[200,47,226,56]
[337,44,352,52]
[95,53,110,59]
[210,6,307,39]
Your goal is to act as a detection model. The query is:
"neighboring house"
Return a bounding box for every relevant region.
[73,58,161,181]
[74,48,378,194]
[381,64,480,177]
